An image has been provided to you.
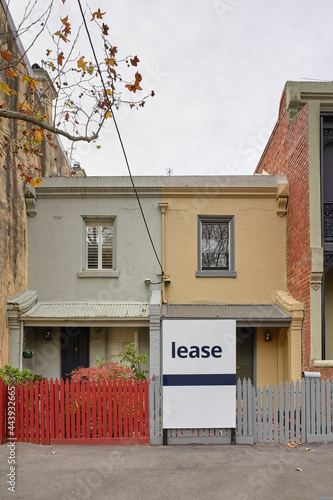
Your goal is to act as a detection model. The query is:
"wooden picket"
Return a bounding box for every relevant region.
[0,378,149,445]
[1,376,332,445]
[150,377,333,445]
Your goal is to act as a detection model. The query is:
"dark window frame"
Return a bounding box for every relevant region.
[196,215,236,278]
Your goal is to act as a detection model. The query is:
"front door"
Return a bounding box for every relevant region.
[236,327,255,383]
[61,327,89,379]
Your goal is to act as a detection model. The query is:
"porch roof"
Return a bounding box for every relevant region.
[161,303,291,327]
[21,301,150,323]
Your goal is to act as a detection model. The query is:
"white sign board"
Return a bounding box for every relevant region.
[162,319,236,429]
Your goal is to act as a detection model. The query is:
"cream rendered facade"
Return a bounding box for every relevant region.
[6,175,305,385]
[159,175,303,386]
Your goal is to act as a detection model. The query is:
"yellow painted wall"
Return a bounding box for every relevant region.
[256,327,279,387]
[162,189,286,304]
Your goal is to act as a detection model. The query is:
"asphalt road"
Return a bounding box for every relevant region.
[0,442,332,500]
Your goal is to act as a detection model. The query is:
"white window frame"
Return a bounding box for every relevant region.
[78,216,119,278]
[196,215,236,278]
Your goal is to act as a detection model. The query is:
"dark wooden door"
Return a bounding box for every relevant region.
[236,327,255,383]
[61,327,89,379]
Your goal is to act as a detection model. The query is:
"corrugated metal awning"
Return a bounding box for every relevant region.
[21,301,149,323]
[161,304,291,326]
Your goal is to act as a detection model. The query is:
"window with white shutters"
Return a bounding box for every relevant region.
[86,224,113,270]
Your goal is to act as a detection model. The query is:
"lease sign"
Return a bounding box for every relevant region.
[162,319,236,429]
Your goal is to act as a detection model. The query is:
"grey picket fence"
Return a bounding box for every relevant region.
[150,377,333,445]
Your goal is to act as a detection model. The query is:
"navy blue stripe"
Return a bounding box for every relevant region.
[163,374,236,386]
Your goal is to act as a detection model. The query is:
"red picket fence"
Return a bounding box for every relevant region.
[0,378,149,445]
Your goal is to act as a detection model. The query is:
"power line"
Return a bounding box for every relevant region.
[76,0,164,275]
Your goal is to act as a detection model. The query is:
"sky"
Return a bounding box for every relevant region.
[8,0,333,177]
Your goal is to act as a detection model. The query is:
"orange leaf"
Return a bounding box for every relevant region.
[0,50,12,61]
[55,31,69,43]
[61,16,71,38]
[102,23,109,36]
[91,9,106,21]
[125,83,142,93]
[77,56,87,71]
[110,47,118,57]
[105,57,115,67]
[24,103,33,113]
[130,56,139,67]
[58,52,65,66]
[65,112,69,121]
[46,49,52,56]
[21,75,38,92]
[6,68,18,80]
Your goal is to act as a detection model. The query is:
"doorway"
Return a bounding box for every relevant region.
[236,327,255,383]
[61,327,89,379]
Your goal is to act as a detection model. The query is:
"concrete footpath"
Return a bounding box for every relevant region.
[0,442,332,500]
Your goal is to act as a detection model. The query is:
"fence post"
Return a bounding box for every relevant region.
[149,376,162,445]
[149,378,154,442]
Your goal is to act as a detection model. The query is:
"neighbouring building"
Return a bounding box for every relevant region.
[255,81,333,379]
[0,0,70,367]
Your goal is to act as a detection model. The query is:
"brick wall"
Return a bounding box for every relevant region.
[256,91,314,373]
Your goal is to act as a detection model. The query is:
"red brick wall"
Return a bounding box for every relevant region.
[255,91,315,373]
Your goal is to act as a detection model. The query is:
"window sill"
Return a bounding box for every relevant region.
[313,360,333,367]
[78,270,120,278]
[196,270,237,278]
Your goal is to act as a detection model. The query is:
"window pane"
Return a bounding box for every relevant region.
[87,226,99,269]
[202,222,229,269]
[101,226,113,269]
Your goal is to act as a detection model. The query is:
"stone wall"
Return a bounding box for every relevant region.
[0,2,70,367]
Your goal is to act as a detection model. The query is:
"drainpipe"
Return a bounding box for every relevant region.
[19,321,24,371]
[158,202,168,303]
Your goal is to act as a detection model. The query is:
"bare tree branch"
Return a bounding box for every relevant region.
[0,109,99,142]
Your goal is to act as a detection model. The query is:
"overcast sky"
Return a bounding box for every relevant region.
[9,0,333,177]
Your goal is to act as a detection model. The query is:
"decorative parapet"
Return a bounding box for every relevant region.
[276,290,304,324]
[286,82,333,121]
[276,183,289,216]
[24,183,37,217]
[286,88,303,121]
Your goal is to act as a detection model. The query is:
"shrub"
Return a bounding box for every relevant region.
[69,361,136,382]
[111,343,148,381]
[0,365,43,385]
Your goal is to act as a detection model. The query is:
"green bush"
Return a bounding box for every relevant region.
[110,343,148,381]
[0,365,43,385]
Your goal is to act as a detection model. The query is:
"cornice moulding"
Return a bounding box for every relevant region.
[36,186,162,198]
[161,186,279,198]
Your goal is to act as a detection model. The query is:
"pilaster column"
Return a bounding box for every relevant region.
[276,291,304,381]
